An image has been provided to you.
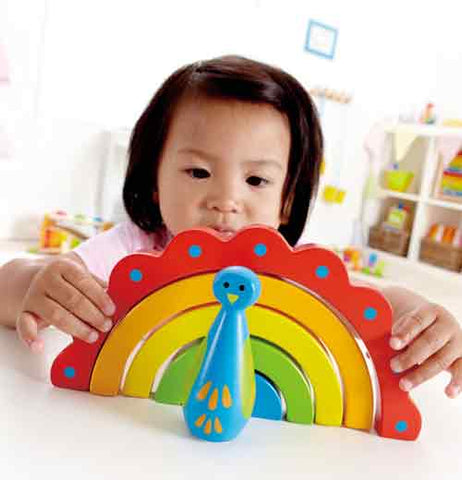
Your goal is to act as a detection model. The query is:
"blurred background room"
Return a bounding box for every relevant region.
[1,0,462,308]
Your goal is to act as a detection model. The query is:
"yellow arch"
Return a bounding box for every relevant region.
[123,305,342,426]
[90,273,373,430]
[262,276,373,430]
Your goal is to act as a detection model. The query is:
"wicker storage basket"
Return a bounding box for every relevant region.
[368,225,410,257]
[419,238,462,272]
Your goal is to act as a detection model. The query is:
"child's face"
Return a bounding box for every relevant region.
[156,97,290,237]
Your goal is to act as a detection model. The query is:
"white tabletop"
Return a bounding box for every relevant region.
[2,240,462,479]
[1,325,462,480]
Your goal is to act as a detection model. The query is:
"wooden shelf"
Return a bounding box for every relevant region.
[425,198,462,212]
[384,123,462,138]
[378,189,420,202]
[364,123,462,270]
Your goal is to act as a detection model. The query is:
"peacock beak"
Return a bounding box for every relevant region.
[227,293,239,304]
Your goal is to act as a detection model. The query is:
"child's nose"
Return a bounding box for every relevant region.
[206,179,243,213]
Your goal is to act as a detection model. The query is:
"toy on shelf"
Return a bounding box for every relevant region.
[363,252,385,276]
[426,223,461,247]
[367,203,412,258]
[384,164,414,193]
[51,226,421,441]
[419,103,436,124]
[438,150,462,201]
[420,223,462,272]
[32,211,113,254]
[341,247,385,278]
[382,202,411,232]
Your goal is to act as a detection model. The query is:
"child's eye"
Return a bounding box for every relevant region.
[185,168,210,179]
[247,176,269,187]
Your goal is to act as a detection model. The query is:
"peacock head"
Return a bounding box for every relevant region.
[213,266,261,310]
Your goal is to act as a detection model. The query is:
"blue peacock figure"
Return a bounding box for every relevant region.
[183,266,261,442]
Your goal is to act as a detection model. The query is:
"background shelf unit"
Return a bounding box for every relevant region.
[365,124,462,272]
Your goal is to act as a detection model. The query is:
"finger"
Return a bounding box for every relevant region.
[46,274,112,333]
[28,296,100,344]
[92,274,107,290]
[16,312,44,354]
[390,321,452,373]
[59,263,115,317]
[391,309,418,336]
[390,305,438,350]
[397,340,461,392]
[446,357,462,398]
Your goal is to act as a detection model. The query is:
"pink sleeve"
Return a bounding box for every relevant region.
[72,221,155,283]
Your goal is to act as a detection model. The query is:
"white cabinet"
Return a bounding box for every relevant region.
[364,123,462,272]
[96,128,131,223]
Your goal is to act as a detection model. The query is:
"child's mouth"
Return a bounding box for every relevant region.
[209,226,236,238]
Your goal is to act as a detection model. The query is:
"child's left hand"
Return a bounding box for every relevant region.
[389,302,462,398]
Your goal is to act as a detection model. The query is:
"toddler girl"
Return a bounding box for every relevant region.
[0,55,461,399]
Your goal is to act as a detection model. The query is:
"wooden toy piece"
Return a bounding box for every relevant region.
[90,276,216,396]
[113,272,360,428]
[51,225,422,440]
[254,278,369,429]
[36,211,112,254]
[253,373,284,421]
[153,343,201,406]
[250,338,313,424]
[120,303,340,425]
[183,266,260,442]
[246,307,343,426]
[440,151,462,200]
[154,337,314,424]
[420,103,436,124]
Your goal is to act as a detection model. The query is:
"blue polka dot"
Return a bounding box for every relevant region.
[315,266,329,278]
[64,366,75,379]
[395,420,408,432]
[254,243,267,257]
[364,307,377,321]
[129,269,143,282]
[188,245,202,258]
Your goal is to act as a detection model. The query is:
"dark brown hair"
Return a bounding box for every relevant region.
[123,55,323,246]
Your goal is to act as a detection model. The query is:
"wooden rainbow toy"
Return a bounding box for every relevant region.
[51,226,422,441]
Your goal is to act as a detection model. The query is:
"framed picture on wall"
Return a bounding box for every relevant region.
[304,20,338,60]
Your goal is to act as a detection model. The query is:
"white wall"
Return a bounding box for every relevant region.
[1,0,461,243]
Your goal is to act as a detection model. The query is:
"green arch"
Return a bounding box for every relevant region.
[153,336,314,424]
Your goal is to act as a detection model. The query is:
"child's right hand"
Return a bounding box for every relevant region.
[16,255,116,353]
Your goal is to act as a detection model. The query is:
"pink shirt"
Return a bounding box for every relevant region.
[73,221,172,282]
